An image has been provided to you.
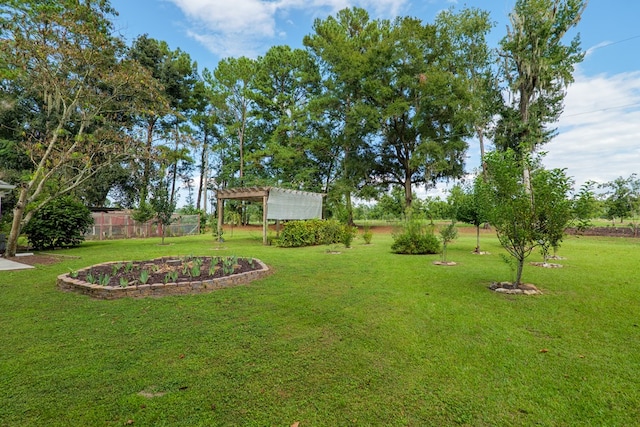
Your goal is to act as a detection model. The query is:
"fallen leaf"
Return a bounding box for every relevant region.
[539,348,549,353]
[179,354,185,359]
[291,422,300,427]
[126,420,134,425]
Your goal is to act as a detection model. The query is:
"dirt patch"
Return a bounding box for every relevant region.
[5,254,65,266]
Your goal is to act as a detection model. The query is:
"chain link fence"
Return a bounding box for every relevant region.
[85,211,200,240]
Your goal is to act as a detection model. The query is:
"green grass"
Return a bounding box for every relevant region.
[1,229,639,426]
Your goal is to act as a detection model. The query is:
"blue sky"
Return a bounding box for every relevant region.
[110,0,640,196]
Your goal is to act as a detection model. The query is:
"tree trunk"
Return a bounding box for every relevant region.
[475,224,481,253]
[170,124,180,206]
[141,119,156,205]
[197,132,208,212]
[344,190,354,226]
[404,176,413,213]
[515,257,525,286]
[478,126,487,178]
[5,187,29,257]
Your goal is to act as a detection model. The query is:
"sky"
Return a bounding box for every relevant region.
[110,0,640,199]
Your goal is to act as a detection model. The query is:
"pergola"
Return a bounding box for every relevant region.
[216,187,323,245]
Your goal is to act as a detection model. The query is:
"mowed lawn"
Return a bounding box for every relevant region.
[1,227,639,426]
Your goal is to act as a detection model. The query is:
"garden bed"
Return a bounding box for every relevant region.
[57,256,270,299]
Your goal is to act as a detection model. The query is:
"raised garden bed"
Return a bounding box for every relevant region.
[57,256,270,299]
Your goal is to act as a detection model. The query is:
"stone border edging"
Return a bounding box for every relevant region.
[57,257,271,299]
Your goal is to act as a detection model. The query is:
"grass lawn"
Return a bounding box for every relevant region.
[1,227,639,426]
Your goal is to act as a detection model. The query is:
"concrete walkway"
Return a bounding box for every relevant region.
[0,256,34,271]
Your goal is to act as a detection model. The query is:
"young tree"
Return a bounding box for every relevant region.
[150,177,177,246]
[487,0,587,281]
[485,150,572,285]
[449,178,490,253]
[533,168,573,263]
[439,221,458,263]
[572,181,599,231]
[0,0,159,257]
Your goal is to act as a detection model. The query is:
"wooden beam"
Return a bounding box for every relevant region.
[216,197,223,241]
[215,187,269,201]
[262,194,268,245]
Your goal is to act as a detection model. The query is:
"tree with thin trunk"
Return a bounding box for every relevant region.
[208,57,258,187]
[449,178,490,253]
[0,0,160,257]
[498,0,587,184]
[487,0,587,282]
[150,176,176,246]
[128,36,198,208]
[485,150,572,286]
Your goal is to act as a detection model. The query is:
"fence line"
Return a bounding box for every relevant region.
[85,212,200,240]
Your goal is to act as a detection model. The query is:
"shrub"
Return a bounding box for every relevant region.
[362,226,373,244]
[276,219,348,247]
[391,220,440,254]
[22,196,94,250]
[341,225,357,248]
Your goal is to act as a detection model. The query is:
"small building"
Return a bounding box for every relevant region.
[215,187,324,245]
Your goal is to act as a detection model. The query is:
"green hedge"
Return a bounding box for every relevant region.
[275,219,348,247]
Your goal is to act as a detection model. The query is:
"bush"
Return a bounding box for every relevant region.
[22,196,94,250]
[391,220,440,254]
[362,226,373,244]
[341,225,357,248]
[276,219,348,247]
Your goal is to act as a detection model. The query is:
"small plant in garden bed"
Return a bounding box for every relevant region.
[69,256,263,287]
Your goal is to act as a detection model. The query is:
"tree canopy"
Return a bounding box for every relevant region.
[0,0,161,256]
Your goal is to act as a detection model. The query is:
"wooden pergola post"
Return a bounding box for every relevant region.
[216,196,223,241]
[216,187,270,245]
[262,194,268,245]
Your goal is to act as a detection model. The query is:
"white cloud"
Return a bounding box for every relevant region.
[168,0,408,58]
[584,41,613,59]
[544,71,640,188]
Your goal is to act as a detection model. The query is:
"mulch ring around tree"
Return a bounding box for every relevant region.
[530,262,563,268]
[489,282,542,295]
[433,261,457,266]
